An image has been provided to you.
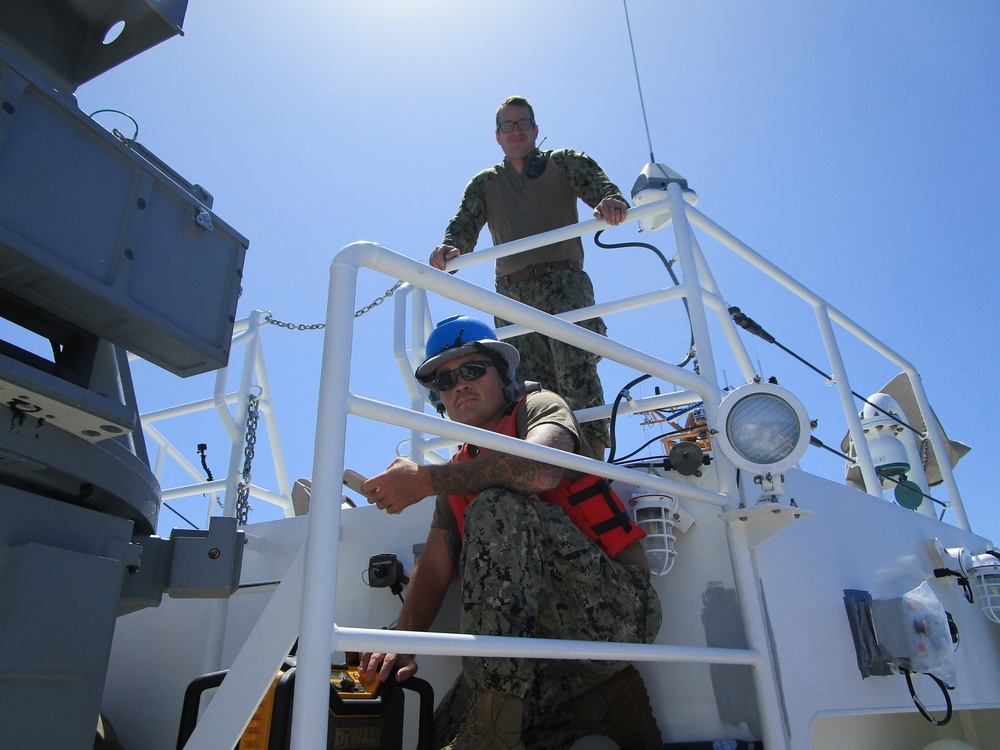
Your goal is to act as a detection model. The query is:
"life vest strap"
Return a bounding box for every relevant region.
[566,478,635,534]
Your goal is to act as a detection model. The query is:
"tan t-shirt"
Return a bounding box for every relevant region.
[442,149,625,277]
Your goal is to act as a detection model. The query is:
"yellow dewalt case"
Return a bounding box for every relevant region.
[177,662,433,750]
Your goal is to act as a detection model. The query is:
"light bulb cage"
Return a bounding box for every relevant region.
[714,382,811,476]
[937,544,1000,626]
[968,552,1000,625]
[629,493,678,577]
[975,572,1000,625]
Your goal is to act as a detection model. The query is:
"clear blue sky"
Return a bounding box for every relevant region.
[72,1,998,540]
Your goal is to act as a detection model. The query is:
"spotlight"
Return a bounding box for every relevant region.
[714,382,811,501]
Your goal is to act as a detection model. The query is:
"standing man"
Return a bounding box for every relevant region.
[429,96,629,459]
[359,316,661,750]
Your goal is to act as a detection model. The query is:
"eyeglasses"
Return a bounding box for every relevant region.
[496,118,535,134]
[431,360,494,391]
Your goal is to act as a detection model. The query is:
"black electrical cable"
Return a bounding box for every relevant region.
[808,435,854,461]
[877,472,945,507]
[809,436,947,508]
[612,427,689,465]
[607,373,651,463]
[197,443,214,481]
[934,567,975,603]
[593,231,675,277]
[620,459,671,470]
[902,668,953,726]
[162,502,199,529]
[593,231,696,367]
[728,306,925,439]
[157,443,219,528]
[594,231,697,462]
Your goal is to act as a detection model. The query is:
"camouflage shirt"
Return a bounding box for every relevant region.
[442,148,625,277]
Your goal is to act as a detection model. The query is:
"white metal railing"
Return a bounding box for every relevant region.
[180,190,966,750]
[684,202,966,527]
[137,309,295,530]
[287,194,771,749]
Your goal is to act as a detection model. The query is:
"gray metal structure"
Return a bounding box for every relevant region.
[0,3,248,747]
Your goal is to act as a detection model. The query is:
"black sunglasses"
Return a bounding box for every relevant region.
[496,118,534,133]
[432,360,494,391]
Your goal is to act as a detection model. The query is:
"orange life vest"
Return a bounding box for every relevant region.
[448,395,645,558]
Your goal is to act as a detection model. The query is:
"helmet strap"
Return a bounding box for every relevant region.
[472,343,511,386]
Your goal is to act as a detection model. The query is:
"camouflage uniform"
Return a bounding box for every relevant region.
[429,391,661,748]
[494,268,608,449]
[442,148,624,450]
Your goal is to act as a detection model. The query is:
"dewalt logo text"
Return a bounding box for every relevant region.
[333,726,381,749]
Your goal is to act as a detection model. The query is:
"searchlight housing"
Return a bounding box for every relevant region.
[713,382,811,502]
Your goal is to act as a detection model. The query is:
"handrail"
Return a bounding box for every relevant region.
[443,197,675,273]
[348,393,729,507]
[289,233,757,749]
[167,186,967,750]
[138,311,295,530]
[333,625,761,667]
[685,203,966,526]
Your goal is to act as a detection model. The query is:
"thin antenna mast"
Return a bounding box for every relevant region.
[623,0,656,163]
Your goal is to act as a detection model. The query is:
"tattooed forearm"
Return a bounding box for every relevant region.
[426,423,574,497]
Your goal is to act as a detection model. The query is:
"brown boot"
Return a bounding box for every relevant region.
[442,690,525,750]
[571,665,662,749]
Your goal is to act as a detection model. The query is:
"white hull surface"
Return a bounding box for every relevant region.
[105,468,1000,749]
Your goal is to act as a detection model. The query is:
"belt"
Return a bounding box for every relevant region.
[497,259,582,285]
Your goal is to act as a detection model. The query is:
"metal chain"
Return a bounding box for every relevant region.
[236,392,260,526]
[265,280,404,330]
[353,280,404,317]
[265,316,325,331]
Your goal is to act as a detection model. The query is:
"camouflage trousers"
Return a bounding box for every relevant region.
[495,269,610,451]
[432,488,662,749]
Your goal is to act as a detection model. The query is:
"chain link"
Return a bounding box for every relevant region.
[235,392,260,526]
[265,317,326,331]
[264,280,404,330]
[245,279,402,519]
[353,279,404,317]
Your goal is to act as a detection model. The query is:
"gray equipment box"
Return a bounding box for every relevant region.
[0,0,189,93]
[0,54,249,377]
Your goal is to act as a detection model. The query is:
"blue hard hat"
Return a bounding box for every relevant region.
[415,315,519,386]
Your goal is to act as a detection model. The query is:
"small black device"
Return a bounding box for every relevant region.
[368,553,408,596]
[523,151,548,179]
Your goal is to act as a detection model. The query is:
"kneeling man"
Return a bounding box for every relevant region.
[360,315,661,750]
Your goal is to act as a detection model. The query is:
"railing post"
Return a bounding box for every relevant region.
[668,182,720,389]
[222,310,266,517]
[814,303,883,498]
[905,369,969,529]
[289,246,365,750]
